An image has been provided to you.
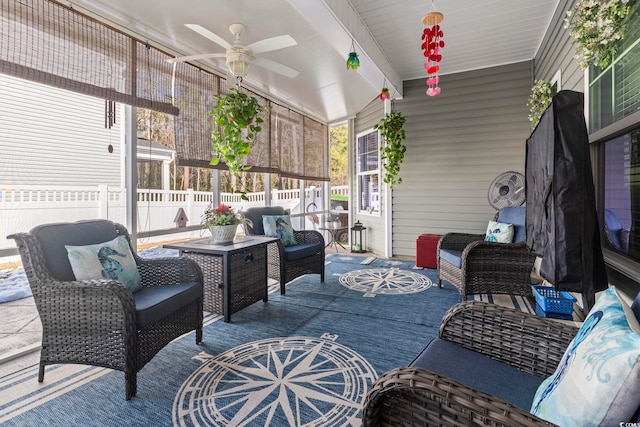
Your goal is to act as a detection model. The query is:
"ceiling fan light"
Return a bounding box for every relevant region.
[228,59,250,77]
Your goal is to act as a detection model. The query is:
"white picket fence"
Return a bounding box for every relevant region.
[0,185,349,254]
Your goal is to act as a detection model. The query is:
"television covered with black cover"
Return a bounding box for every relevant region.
[525,90,607,309]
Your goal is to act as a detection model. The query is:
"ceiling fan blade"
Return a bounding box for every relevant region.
[247,35,297,54]
[167,53,226,64]
[252,57,299,78]
[185,24,231,49]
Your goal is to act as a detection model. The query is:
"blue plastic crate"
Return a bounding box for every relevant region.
[532,286,576,315]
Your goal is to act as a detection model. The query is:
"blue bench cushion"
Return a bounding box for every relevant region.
[496,206,526,243]
[439,249,462,268]
[283,242,323,262]
[410,338,544,411]
[134,282,202,328]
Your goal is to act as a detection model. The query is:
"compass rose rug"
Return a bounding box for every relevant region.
[1,254,462,426]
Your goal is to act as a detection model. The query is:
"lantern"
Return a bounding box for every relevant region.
[346,40,360,71]
[351,221,367,253]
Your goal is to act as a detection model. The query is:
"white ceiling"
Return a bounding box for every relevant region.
[70,0,561,123]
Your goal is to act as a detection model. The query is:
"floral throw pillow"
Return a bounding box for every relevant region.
[530,286,640,426]
[484,221,514,243]
[65,235,142,292]
[262,215,298,247]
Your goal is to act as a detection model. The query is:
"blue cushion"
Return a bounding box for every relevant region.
[530,287,640,426]
[134,282,202,328]
[439,249,462,268]
[263,215,298,247]
[244,207,285,235]
[410,338,544,411]
[31,220,120,281]
[283,243,323,262]
[604,209,624,250]
[632,291,640,323]
[497,206,526,243]
[65,235,142,293]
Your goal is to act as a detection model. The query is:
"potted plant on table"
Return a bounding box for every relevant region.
[202,203,252,244]
[210,87,265,201]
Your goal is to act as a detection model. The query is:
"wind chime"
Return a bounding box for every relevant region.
[422,3,444,97]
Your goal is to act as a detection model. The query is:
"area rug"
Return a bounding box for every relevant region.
[0,254,484,426]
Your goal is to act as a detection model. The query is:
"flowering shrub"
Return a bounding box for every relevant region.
[527,80,557,128]
[202,204,250,227]
[565,0,633,69]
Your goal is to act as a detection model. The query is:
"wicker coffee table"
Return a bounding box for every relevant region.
[164,236,279,322]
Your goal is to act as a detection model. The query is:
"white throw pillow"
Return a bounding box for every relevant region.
[66,235,142,292]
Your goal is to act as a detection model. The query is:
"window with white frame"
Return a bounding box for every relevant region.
[356,129,380,214]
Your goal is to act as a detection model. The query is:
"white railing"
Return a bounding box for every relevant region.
[1,185,348,252]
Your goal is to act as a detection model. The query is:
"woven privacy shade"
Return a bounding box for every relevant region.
[0,0,178,115]
[173,73,329,181]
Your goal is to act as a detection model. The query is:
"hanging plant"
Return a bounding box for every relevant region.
[527,80,557,128]
[210,87,264,200]
[564,0,633,69]
[374,111,407,188]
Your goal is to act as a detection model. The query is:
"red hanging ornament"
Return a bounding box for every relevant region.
[422,8,444,97]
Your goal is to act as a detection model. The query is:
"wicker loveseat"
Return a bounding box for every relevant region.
[242,206,325,295]
[437,206,537,300]
[363,290,640,426]
[8,219,204,400]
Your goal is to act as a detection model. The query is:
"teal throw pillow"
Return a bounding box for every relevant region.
[263,215,298,247]
[530,286,640,426]
[66,235,142,292]
[484,221,514,243]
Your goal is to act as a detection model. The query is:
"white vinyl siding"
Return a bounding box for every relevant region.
[390,61,534,257]
[0,74,122,187]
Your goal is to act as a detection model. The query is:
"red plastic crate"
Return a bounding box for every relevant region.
[416,234,442,268]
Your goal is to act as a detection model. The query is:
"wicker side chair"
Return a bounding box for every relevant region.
[363,301,578,426]
[242,206,325,294]
[8,220,204,400]
[437,206,537,300]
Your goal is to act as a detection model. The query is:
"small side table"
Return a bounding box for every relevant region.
[319,225,347,251]
[164,236,278,322]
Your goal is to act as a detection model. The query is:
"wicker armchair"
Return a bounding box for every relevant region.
[437,206,537,300]
[242,206,325,294]
[363,301,578,426]
[8,220,204,400]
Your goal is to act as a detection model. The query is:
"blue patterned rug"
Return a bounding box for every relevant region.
[0,254,462,426]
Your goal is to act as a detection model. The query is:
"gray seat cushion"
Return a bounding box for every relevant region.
[439,249,462,268]
[244,207,286,235]
[410,338,544,411]
[31,220,120,281]
[284,243,323,262]
[134,282,203,328]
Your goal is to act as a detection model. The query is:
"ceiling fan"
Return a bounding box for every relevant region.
[167,23,299,79]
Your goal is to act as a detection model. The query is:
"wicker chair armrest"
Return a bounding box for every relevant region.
[136,256,204,287]
[462,240,534,262]
[363,367,557,427]
[31,278,137,329]
[293,229,325,245]
[439,301,578,378]
[437,233,484,252]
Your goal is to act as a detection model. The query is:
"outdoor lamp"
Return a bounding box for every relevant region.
[351,221,367,253]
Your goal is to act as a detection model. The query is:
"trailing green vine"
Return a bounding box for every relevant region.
[565,0,633,69]
[210,87,264,200]
[374,111,407,188]
[527,80,557,128]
